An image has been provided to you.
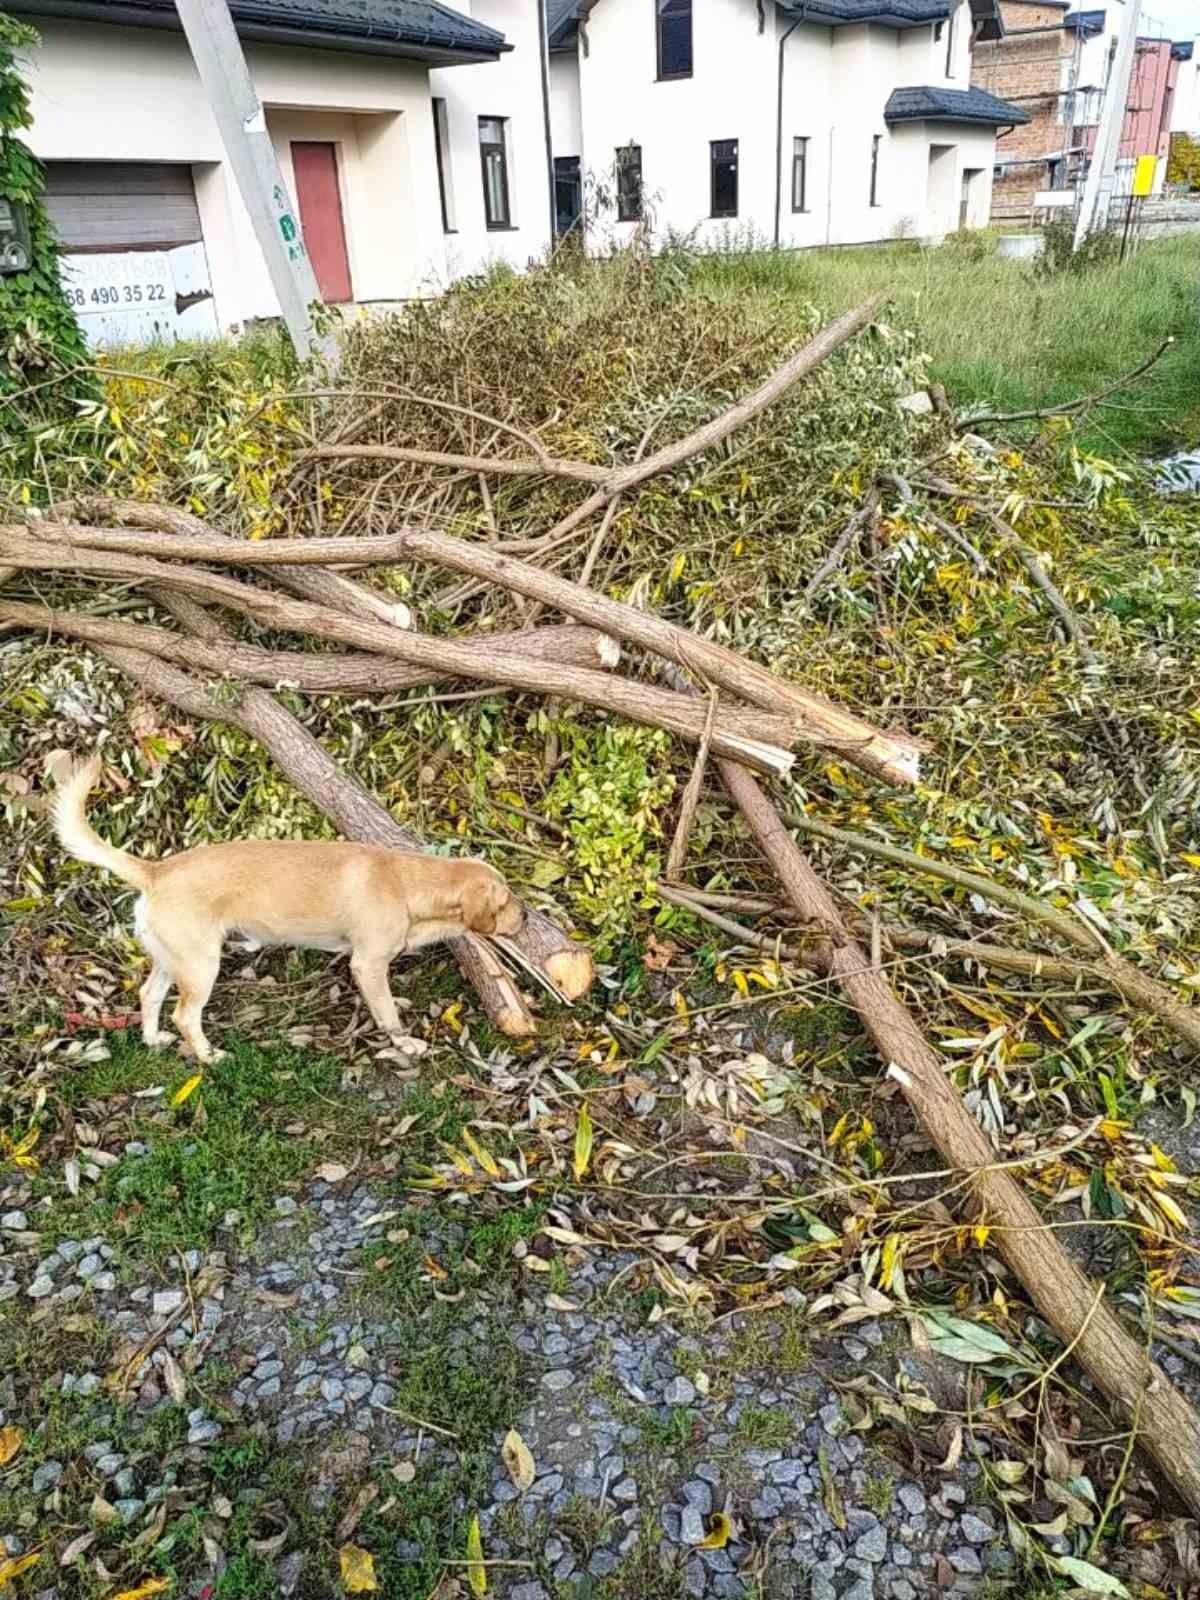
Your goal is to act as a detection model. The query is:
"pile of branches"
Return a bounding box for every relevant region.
[3,280,1200,1515]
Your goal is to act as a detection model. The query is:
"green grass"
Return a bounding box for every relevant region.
[690,232,1200,455]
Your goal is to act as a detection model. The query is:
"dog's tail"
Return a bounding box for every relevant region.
[50,755,154,891]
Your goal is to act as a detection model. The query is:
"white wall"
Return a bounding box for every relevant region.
[23,18,449,327]
[430,0,554,280]
[549,51,582,157]
[1171,45,1200,134]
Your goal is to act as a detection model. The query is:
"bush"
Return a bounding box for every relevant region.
[1167,132,1200,191]
[0,16,90,416]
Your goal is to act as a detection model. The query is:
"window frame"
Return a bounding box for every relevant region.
[869,133,882,207]
[791,135,809,213]
[616,144,643,222]
[709,138,739,219]
[478,115,512,231]
[944,3,956,76]
[656,0,694,81]
[432,97,455,233]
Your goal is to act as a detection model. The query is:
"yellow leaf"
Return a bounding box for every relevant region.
[465,1513,487,1596]
[973,1223,990,1248]
[698,1512,732,1549]
[339,1543,378,1593]
[0,1427,23,1467]
[462,1129,501,1180]
[672,989,689,1021]
[501,1428,536,1492]
[1149,1142,1178,1174]
[0,1552,40,1587]
[170,1074,203,1108]
[446,1147,476,1179]
[573,1103,594,1182]
[111,1579,170,1600]
[828,1112,851,1148]
[731,970,749,998]
[670,552,686,581]
[1182,854,1200,870]
[441,1001,464,1034]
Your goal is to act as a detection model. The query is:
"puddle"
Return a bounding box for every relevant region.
[1155,451,1200,493]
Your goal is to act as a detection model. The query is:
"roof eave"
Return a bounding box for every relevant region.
[5,0,510,61]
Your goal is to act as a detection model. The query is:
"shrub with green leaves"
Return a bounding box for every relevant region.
[0,15,90,414]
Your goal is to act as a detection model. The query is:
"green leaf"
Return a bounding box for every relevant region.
[465,1513,487,1596]
[917,1310,1024,1366]
[573,1103,594,1182]
[1052,1555,1130,1595]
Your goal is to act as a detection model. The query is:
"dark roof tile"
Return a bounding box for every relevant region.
[885,83,1031,123]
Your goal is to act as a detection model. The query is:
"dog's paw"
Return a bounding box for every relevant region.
[204,1048,229,1065]
[143,1029,175,1049]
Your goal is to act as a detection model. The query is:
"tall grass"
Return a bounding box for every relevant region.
[690,233,1200,455]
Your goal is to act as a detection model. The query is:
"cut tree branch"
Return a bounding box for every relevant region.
[956,337,1175,430]
[300,443,610,485]
[22,520,919,786]
[716,759,1200,1516]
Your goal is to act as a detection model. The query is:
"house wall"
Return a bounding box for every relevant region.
[549,50,582,158]
[21,18,448,329]
[429,0,554,281]
[1171,45,1199,134]
[972,0,1073,217]
[1071,23,1180,197]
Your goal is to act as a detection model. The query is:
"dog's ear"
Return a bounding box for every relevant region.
[461,873,504,935]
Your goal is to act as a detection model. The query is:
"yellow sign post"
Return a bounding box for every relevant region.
[1132,155,1158,197]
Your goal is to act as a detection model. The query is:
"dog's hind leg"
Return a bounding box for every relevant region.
[172,945,224,1064]
[134,896,176,1048]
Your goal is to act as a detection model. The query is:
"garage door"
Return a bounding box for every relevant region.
[42,162,203,253]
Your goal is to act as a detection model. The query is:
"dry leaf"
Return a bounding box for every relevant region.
[59,1531,96,1566]
[462,1128,501,1179]
[698,1512,733,1549]
[160,1348,186,1406]
[336,1484,379,1544]
[573,1104,594,1182]
[392,1461,416,1485]
[544,1294,578,1312]
[338,1543,377,1593]
[465,1514,487,1596]
[643,934,680,971]
[316,1161,350,1183]
[0,1427,24,1467]
[170,1073,203,1108]
[936,1423,964,1473]
[92,1493,119,1526]
[0,1552,41,1586]
[501,1428,536,1492]
[111,1579,171,1600]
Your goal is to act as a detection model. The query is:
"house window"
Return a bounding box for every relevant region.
[944,3,956,75]
[479,117,511,229]
[710,139,738,217]
[616,145,643,221]
[869,134,881,206]
[433,98,455,232]
[792,136,809,212]
[657,0,693,79]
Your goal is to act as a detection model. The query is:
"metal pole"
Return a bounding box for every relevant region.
[173,0,330,361]
[1074,0,1140,248]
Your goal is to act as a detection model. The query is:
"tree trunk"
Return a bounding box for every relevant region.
[717,757,1200,1517]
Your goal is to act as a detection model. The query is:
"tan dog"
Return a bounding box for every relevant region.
[51,755,524,1064]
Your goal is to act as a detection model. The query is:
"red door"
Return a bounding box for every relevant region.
[291,142,352,303]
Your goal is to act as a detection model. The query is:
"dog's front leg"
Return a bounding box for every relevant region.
[349,947,406,1041]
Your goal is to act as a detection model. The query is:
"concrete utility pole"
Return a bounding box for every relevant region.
[1074,0,1140,248]
[174,0,331,360]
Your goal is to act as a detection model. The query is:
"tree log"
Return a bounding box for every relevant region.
[716,757,1200,1516]
[20,524,917,786]
[46,496,413,631]
[0,541,798,775]
[0,598,620,696]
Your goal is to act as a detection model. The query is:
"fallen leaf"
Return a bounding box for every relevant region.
[59,1531,96,1567]
[92,1492,120,1526]
[0,1427,24,1467]
[315,1161,349,1184]
[336,1484,379,1544]
[160,1348,187,1406]
[501,1428,535,1492]
[698,1512,733,1549]
[544,1294,578,1312]
[1053,1556,1131,1596]
[462,1129,501,1179]
[817,1443,846,1530]
[643,933,679,971]
[0,1552,41,1586]
[936,1424,964,1474]
[465,1515,487,1596]
[573,1103,594,1182]
[392,1461,416,1485]
[170,1074,203,1108]
[338,1543,377,1593]
[111,1580,171,1600]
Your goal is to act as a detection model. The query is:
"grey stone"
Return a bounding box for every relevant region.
[345,1377,372,1403]
[95,1454,124,1477]
[743,1447,782,1468]
[320,1378,344,1402]
[890,1583,917,1600]
[664,1375,697,1406]
[896,1484,925,1517]
[113,1469,136,1497]
[57,1285,84,1304]
[74,1374,100,1396]
[854,1525,888,1563]
[680,1505,707,1545]
[26,1277,54,1299]
[31,1461,63,1494]
[588,1551,620,1578]
[960,1512,995,1543]
[277,1551,305,1595]
[611,1477,638,1504]
[1,1211,28,1231]
[258,1378,281,1400]
[153,1290,184,1317]
[541,1368,574,1392]
[681,1479,712,1514]
[947,1547,983,1575]
[685,1557,707,1600]
[767,1459,807,1486]
[253,1360,284,1382]
[275,1197,298,1215]
[187,1420,222,1445]
[810,1569,838,1600]
[114,1499,144,1525]
[891,1544,913,1567]
[695,1460,722,1484]
[509,1586,549,1600]
[75,1254,103,1280]
[56,1240,83,1263]
[89,1272,116,1292]
[370,1382,395,1408]
[553,1553,577,1583]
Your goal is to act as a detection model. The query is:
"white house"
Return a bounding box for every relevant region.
[547,0,1027,247]
[11,0,555,342]
[1170,38,1197,135]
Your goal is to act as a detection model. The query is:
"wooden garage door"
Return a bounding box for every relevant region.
[42,163,202,254]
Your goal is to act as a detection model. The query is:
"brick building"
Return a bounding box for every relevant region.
[972,0,1092,217]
